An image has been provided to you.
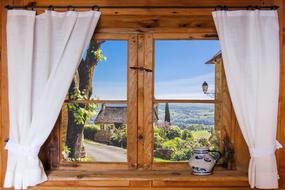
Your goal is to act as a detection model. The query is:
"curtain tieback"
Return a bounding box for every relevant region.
[250,140,283,158]
[5,139,40,159]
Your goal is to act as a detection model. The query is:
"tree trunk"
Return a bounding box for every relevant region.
[65,39,104,160]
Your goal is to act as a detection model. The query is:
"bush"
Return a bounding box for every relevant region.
[181,129,193,140]
[154,127,166,149]
[165,126,181,140]
[162,137,184,151]
[111,127,127,148]
[154,148,173,160]
[84,124,100,140]
[172,150,187,161]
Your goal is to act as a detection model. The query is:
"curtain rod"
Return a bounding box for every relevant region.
[5,5,279,10]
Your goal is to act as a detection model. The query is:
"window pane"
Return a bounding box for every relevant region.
[153,103,219,162]
[61,103,127,162]
[154,40,220,100]
[66,40,128,101]
[91,40,128,100]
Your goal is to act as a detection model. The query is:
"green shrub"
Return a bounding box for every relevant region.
[84,124,100,140]
[165,126,181,140]
[172,150,187,161]
[181,129,193,140]
[111,127,127,148]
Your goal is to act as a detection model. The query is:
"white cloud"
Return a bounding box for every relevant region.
[155,73,215,99]
[91,73,215,100]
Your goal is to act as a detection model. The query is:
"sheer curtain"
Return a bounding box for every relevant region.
[212,10,282,189]
[5,10,100,189]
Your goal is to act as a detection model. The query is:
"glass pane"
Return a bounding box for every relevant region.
[92,40,128,100]
[154,40,220,100]
[61,103,127,162]
[153,103,219,162]
[66,40,128,101]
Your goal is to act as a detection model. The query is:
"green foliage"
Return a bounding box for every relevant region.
[181,129,193,140]
[92,49,107,62]
[191,130,211,140]
[68,87,99,125]
[111,126,127,148]
[192,137,210,148]
[165,126,181,140]
[153,157,170,162]
[84,124,101,140]
[208,132,220,150]
[63,145,71,155]
[153,125,220,162]
[172,150,188,161]
[154,132,165,149]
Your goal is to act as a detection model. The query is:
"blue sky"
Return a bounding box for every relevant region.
[91,40,220,100]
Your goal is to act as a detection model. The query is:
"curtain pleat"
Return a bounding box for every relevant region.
[212,10,282,189]
[5,10,100,189]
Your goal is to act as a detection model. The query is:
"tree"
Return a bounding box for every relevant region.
[164,103,171,125]
[65,39,105,160]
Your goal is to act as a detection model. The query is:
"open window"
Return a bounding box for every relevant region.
[46,33,245,172]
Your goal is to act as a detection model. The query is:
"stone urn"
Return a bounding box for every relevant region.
[189,147,221,176]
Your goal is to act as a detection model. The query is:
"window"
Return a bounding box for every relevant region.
[152,40,223,165]
[60,39,129,163]
[54,34,235,171]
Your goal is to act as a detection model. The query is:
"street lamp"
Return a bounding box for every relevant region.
[202,81,215,98]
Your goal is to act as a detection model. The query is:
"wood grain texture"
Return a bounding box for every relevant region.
[153,33,218,40]
[214,60,223,155]
[1,0,284,189]
[95,15,217,34]
[137,34,145,169]
[143,34,153,169]
[30,188,285,190]
[23,0,276,6]
[26,170,249,189]
[1,0,10,187]
[0,1,2,188]
[128,34,138,169]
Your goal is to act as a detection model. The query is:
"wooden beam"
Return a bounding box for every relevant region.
[23,0,276,7]
[96,15,216,34]
[128,34,138,169]
[153,99,218,104]
[143,34,153,169]
[137,34,145,169]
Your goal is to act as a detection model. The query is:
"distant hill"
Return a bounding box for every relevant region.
[156,103,214,129]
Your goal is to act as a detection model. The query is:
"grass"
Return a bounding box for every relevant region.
[191,130,211,140]
[153,157,171,162]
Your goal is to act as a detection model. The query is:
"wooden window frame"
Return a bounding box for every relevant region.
[47,33,139,170]
[139,34,225,170]
[46,31,249,173]
[0,3,263,187]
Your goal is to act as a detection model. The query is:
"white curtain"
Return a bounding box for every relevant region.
[213,10,282,189]
[5,10,100,189]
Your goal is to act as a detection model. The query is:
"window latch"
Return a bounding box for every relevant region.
[130,66,152,72]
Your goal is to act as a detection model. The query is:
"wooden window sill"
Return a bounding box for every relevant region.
[33,169,249,188]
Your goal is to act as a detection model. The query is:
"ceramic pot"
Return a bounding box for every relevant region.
[189,147,221,176]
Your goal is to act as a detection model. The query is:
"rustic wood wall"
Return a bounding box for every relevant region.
[1,0,285,189]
